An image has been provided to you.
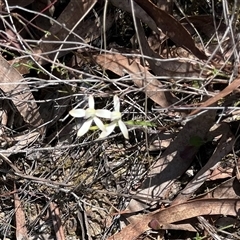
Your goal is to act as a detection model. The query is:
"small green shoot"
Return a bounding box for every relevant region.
[193,233,207,240]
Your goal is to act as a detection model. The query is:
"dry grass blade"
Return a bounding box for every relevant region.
[13,0,113,75]
[0,153,72,187]
[197,216,222,240]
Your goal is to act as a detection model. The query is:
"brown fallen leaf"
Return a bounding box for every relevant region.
[152,198,240,224]
[0,55,45,135]
[108,199,240,240]
[94,53,173,107]
[180,15,226,39]
[134,0,207,60]
[148,219,196,232]
[203,177,240,199]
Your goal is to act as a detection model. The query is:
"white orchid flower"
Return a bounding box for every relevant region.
[69,95,111,137]
[99,95,129,139]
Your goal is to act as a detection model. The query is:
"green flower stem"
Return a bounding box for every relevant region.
[89,120,156,131]
[125,120,156,127]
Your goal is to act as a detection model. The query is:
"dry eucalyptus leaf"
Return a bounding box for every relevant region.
[134,0,207,60]
[0,55,44,134]
[108,199,240,240]
[94,53,173,107]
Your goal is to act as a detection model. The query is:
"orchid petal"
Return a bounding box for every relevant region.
[113,95,120,112]
[98,131,109,139]
[111,111,121,121]
[93,117,106,131]
[105,121,117,133]
[69,109,86,118]
[77,118,93,136]
[85,108,96,118]
[96,109,112,119]
[88,95,95,109]
[98,122,116,139]
[118,120,129,139]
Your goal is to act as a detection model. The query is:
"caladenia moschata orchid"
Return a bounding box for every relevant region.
[70,95,155,139]
[69,95,129,139]
[69,95,111,137]
[98,95,129,139]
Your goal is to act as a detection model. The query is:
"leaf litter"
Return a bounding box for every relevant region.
[0,0,240,240]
